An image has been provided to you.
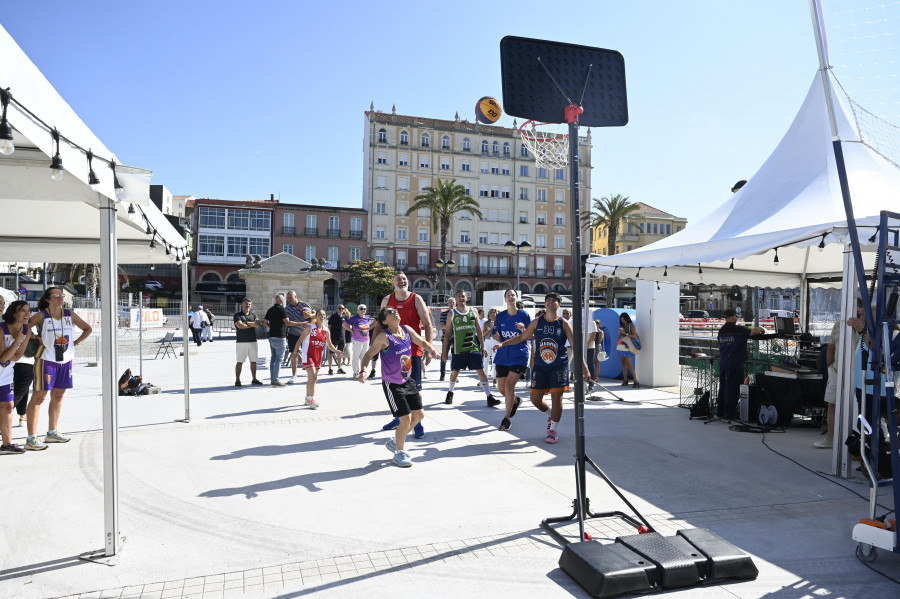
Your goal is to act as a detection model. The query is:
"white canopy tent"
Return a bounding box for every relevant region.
[0,24,189,558]
[585,67,900,478]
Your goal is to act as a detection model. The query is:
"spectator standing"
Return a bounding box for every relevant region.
[815,298,863,448]
[342,307,352,368]
[284,291,312,385]
[1,300,32,454]
[25,287,93,450]
[233,298,264,387]
[201,307,215,343]
[716,309,764,418]
[343,304,372,377]
[439,297,456,381]
[189,305,209,347]
[263,293,304,387]
[483,308,499,384]
[327,305,347,375]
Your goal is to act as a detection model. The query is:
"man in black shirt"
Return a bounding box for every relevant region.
[263,294,305,387]
[327,305,347,375]
[233,298,264,387]
[716,308,764,419]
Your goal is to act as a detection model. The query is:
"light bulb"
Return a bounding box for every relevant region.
[0,138,13,156]
[50,167,64,181]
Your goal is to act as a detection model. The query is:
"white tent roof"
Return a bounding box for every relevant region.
[586,73,900,287]
[0,24,186,263]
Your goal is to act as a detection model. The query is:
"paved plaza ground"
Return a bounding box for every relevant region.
[2,333,899,598]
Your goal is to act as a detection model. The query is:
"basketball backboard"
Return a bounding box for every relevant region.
[500,36,628,127]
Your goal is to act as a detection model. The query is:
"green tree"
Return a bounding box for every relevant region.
[340,259,395,304]
[407,178,483,302]
[582,194,642,305]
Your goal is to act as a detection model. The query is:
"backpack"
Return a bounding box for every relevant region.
[689,391,711,419]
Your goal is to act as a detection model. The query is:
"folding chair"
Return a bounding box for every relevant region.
[154,331,176,359]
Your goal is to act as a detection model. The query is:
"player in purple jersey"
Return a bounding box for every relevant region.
[358,306,438,468]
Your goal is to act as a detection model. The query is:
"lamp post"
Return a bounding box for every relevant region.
[435,257,455,304]
[505,240,532,296]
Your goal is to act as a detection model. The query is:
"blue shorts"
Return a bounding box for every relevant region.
[36,360,73,391]
[451,352,484,372]
[531,363,567,393]
[0,383,13,402]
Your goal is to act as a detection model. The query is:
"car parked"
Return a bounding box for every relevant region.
[683,310,710,320]
[122,280,164,291]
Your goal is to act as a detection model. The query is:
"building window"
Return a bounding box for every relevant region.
[492,141,499,155]
[537,234,547,248]
[490,186,499,198]
[376,202,387,214]
[520,165,529,177]
[463,138,470,151]
[398,200,408,215]
[199,207,226,229]
[519,211,528,224]
[442,135,450,149]
[397,227,408,241]
[283,213,294,228]
[417,206,430,217]
[420,156,430,168]
[398,176,409,191]
[375,249,385,263]
[459,210,471,220]
[461,160,471,172]
[538,167,548,179]
[555,214,564,226]
[418,252,428,270]
[480,162,489,174]
[481,140,489,154]
[479,232,488,244]
[440,157,451,170]
[399,153,409,167]
[479,185,489,197]
[554,235,564,249]
[653,223,659,235]
[537,212,547,225]
[537,189,547,202]
[227,236,249,258]
[460,231,471,244]
[350,247,361,261]
[249,237,270,257]
[418,228,429,242]
[489,232,499,245]
[491,163,499,174]
[350,217,362,237]
[501,187,510,198]
[375,226,386,239]
[376,175,387,189]
[419,179,430,191]
[500,209,510,222]
[555,168,565,180]
[502,164,510,175]
[378,128,387,143]
[464,184,471,196]
[377,152,387,164]
[487,209,499,221]
[306,214,317,230]
[198,234,224,255]
[521,145,529,157]
[555,190,565,203]
[400,131,409,145]
[519,188,528,200]
[282,244,294,255]
[421,133,430,147]
[503,142,510,156]
[305,245,316,261]
[328,246,339,262]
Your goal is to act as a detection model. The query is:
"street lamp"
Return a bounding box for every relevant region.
[435,257,456,304]
[505,240,531,296]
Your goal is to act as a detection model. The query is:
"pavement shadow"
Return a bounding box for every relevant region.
[206,404,308,419]
[0,554,90,583]
[199,459,385,496]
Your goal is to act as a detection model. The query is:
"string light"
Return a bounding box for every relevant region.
[86,149,100,190]
[0,88,14,155]
[868,231,877,243]
[663,266,668,277]
[818,233,826,251]
[149,237,156,249]
[49,128,64,180]
[110,160,126,201]
[128,203,135,215]
[698,264,703,275]
[729,258,735,270]
[636,267,641,278]
[773,247,780,266]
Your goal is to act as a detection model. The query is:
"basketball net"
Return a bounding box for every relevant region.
[519,120,569,170]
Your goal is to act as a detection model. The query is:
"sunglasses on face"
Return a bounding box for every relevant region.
[385,309,398,316]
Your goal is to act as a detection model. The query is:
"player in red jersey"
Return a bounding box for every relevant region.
[297,309,343,409]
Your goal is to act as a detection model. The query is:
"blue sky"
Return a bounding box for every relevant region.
[1,1,892,225]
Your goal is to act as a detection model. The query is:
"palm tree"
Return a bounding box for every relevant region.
[582,194,642,306]
[407,178,483,303]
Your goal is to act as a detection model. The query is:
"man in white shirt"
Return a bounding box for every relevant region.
[190,305,209,346]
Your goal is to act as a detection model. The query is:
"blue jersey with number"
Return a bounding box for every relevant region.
[534,315,567,367]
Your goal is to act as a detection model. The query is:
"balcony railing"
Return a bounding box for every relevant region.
[281,226,295,235]
[396,261,408,271]
[455,266,473,274]
[327,228,341,237]
[304,227,318,236]
[478,266,511,276]
[349,230,363,239]
[536,268,547,276]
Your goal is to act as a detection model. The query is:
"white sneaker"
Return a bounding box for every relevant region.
[288,377,296,385]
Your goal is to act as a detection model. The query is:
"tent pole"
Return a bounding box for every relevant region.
[833,247,856,477]
[179,259,191,423]
[99,196,121,557]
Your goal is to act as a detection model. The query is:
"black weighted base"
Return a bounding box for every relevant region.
[559,528,757,598]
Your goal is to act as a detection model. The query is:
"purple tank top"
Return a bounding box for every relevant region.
[380,326,413,385]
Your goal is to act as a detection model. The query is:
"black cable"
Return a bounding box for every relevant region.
[856,552,900,585]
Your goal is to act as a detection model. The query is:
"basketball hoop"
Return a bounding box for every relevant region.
[519,120,569,170]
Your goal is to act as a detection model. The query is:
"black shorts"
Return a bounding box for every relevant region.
[496,364,527,378]
[287,334,302,354]
[451,352,484,372]
[382,378,422,418]
[331,336,345,351]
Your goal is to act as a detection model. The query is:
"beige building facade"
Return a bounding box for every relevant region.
[363,106,592,304]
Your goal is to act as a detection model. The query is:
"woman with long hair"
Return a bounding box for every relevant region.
[297,309,343,409]
[24,287,93,450]
[617,312,640,388]
[1,300,33,454]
